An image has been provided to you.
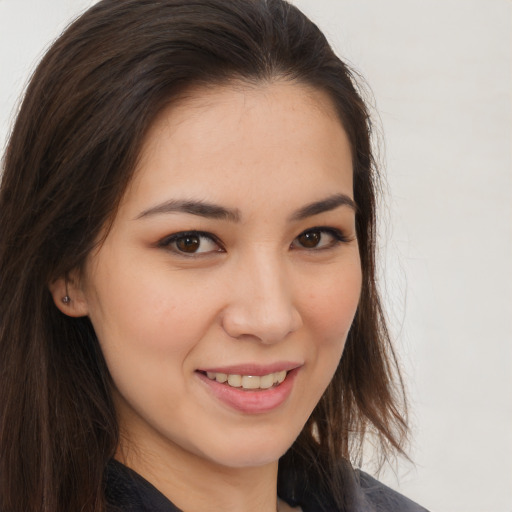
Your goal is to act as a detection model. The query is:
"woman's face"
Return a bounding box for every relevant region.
[69,82,361,469]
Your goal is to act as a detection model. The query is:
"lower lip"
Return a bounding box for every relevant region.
[197,368,299,414]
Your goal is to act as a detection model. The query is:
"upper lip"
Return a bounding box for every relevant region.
[197,362,302,376]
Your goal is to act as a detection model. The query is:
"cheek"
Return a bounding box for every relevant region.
[85,271,217,419]
[302,263,362,344]
[290,263,362,422]
[85,259,219,357]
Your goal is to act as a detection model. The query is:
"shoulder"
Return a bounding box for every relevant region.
[104,460,180,512]
[357,471,429,512]
[278,461,429,512]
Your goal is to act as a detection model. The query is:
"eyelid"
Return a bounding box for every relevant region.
[158,230,224,255]
[156,226,352,255]
[291,226,352,249]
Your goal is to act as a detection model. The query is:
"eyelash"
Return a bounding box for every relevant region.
[158,227,350,256]
[158,231,224,255]
[291,226,350,250]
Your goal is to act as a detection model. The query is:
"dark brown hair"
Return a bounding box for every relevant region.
[0,1,407,510]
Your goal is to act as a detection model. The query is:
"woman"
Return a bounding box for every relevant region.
[0,1,427,511]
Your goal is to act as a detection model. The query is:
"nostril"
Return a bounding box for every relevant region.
[221,307,301,344]
[219,268,302,342]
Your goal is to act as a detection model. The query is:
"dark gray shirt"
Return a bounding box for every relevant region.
[105,459,429,512]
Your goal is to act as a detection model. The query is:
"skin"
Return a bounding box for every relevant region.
[52,81,362,512]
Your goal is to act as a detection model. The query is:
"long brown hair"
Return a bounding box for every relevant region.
[0,1,407,510]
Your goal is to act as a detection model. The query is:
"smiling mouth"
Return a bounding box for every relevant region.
[202,370,287,390]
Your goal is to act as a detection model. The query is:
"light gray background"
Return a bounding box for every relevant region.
[1,1,511,511]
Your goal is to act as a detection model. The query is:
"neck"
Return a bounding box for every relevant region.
[116,438,281,512]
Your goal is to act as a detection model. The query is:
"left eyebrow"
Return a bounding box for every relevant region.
[135,199,241,222]
[289,193,357,221]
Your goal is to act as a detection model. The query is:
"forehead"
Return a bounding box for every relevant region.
[122,80,353,216]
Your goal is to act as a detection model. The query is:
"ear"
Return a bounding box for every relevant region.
[49,272,89,317]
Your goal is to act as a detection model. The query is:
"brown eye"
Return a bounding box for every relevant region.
[292,227,345,250]
[297,230,321,248]
[176,235,201,253]
[161,231,222,255]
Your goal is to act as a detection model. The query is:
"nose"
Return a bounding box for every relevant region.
[221,254,303,344]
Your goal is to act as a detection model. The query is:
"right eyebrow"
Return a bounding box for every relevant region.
[135,199,241,223]
[289,193,357,221]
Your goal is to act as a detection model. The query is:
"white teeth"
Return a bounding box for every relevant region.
[241,375,260,389]
[275,370,287,384]
[227,374,242,387]
[206,371,228,383]
[259,373,274,389]
[216,373,228,383]
[205,370,288,389]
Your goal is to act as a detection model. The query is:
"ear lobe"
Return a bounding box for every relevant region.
[49,274,89,317]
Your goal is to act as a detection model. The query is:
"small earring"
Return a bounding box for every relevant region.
[62,295,71,305]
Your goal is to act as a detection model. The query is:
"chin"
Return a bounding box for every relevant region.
[199,429,300,469]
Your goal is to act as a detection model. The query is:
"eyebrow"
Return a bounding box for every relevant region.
[289,193,357,221]
[136,199,241,222]
[136,193,356,222]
